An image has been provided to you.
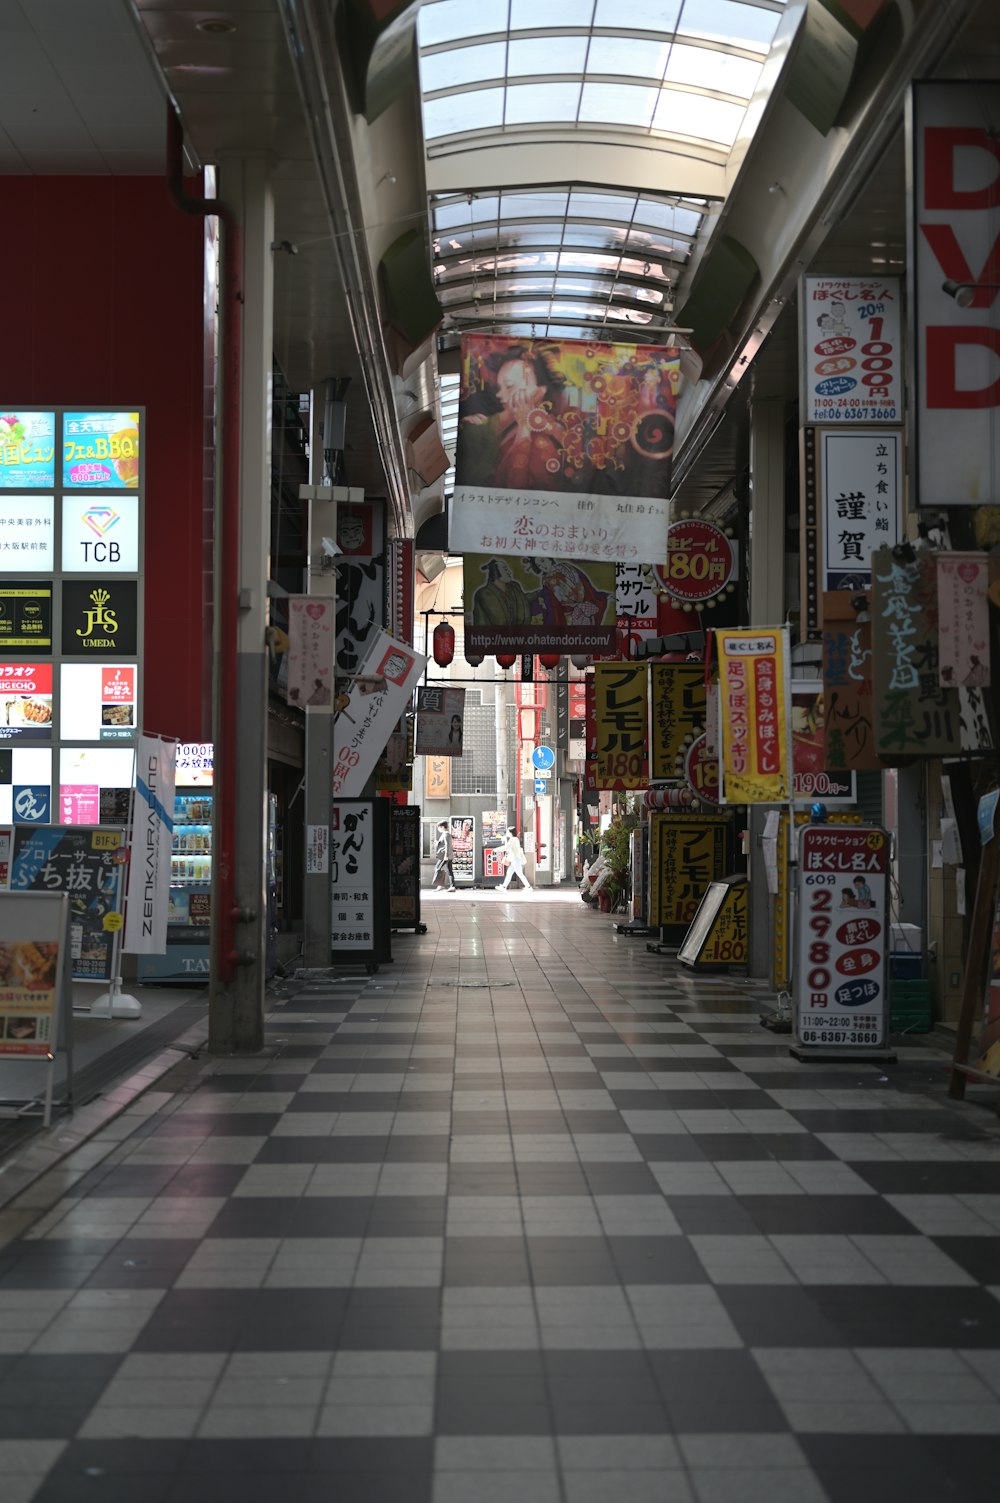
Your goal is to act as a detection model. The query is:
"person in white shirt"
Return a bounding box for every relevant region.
[501,830,531,890]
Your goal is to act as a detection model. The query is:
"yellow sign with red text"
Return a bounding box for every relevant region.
[716,628,791,804]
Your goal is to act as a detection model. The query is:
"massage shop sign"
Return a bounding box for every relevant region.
[716,629,791,803]
[795,825,889,1051]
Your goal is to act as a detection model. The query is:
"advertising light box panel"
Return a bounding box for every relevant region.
[0,662,53,741]
[62,412,140,490]
[61,497,139,573]
[0,583,52,651]
[0,498,55,570]
[0,746,52,826]
[59,747,135,826]
[60,664,136,742]
[0,412,56,489]
[61,580,137,656]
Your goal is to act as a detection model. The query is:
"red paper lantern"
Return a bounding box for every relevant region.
[496,652,516,670]
[538,653,561,670]
[432,621,455,667]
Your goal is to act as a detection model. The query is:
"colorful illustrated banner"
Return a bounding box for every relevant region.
[822,592,878,770]
[0,412,56,489]
[795,824,889,1049]
[791,681,855,803]
[0,584,52,651]
[820,430,902,589]
[11,827,124,982]
[593,663,648,789]
[800,275,902,424]
[124,736,176,956]
[0,663,52,740]
[332,630,426,799]
[936,552,990,689]
[717,629,791,804]
[416,686,466,757]
[286,596,335,709]
[871,549,993,757]
[464,554,615,654]
[0,933,59,1056]
[452,334,679,564]
[482,810,508,882]
[649,664,705,782]
[450,816,475,884]
[63,412,140,489]
[648,812,731,944]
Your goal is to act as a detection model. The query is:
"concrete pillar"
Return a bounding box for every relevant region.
[209,158,274,1052]
[301,389,335,967]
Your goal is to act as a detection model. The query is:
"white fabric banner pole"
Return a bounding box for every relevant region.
[124,734,177,955]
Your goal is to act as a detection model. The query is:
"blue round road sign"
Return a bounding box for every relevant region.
[532,745,555,770]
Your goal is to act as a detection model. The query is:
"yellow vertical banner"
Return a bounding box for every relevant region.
[649,664,705,781]
[593,663,648,789]
[716,628,791,803]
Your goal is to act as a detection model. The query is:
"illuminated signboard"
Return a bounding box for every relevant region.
[61,497,139,573]
[61,580,138,656]
[0,746,52,825]
[0,584,52,650]
[60,663,136,742]
[176,742,213,787]
[62,412,140,490]
[0,412,56,489]
[0,663,53,741]
[59,747,135,826]
[0,498,55,570]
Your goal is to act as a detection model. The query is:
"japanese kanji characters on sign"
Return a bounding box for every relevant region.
[451,334,679,565]
[330,800,374,950]
[716,629,792,804]
[332,630,426,798]
[286,596,335,710]
[647,812,731,944]
[936,553,991,689]
[800,276,902,425]
[593,663,648,789]
[820,430,902,589]
[0,413,56,489]
[822,592,878,770]
[649,664,705,782]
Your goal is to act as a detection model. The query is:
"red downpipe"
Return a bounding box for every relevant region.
[166,104,242,983]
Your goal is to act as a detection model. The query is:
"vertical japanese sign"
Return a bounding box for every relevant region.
[593,663,648,789]
[568,674,587,764]
[795,824,889,1050]
[336,558,385,676]
[331,631,426,798]
[820,430,902,589]
[647,812,731,944]
[936,553,990,689]
[386,539,415,645]
[822,592,878,770]
[649,664,705,781]
[424,756,450,800]
[124,735,176,956]
[330,800,374,951]
[415,686,466,757]
[910,81,1000,506]
[286,596,335,709]
[800,275,902,424]
[389,804,420,924]
[716,629,791,803]
[615,563,659,658]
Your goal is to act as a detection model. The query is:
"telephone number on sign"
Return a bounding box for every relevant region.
[800,1029,882,1046]
[817,406,898,421]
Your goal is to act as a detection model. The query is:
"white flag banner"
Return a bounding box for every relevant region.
[332,630,426,798]
[124,734,176,955]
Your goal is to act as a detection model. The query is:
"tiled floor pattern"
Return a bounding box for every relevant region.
[1,890,1000,1502]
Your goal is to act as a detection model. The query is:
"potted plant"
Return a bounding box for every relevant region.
[599,812,638,915]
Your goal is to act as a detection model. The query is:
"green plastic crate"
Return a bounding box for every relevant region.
[890,979,931,1034]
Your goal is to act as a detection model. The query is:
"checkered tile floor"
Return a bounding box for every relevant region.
[2,890,1000,1503]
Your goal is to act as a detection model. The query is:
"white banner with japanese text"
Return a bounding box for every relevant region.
[820,430,902,590]
[332,630,426,798]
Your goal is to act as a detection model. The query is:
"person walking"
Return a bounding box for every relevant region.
[500,829,531,891]
[433,820,457,891]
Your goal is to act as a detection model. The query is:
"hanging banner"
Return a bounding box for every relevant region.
[464,554,615,654]
[451,334,679,564]
[286,596,335,710]
[649,664,705,781]
[791,681,855,804]
[795,824,890,1051]
[124,735,176,955]
[332,630,426,798]
[871,549,993,757]
[716,629,791,803]
[416,685,466,757]
[648,812,731,944]
[822,591,878,770]
[593,663,648,789]
[936,552,990,689]
[800,275,902,425]
[616,563,659,658]
[424,754,450,800]
[819,430,902,589]
[654,519,738,612]
[910,81,1000,506]
[336,558,385,675]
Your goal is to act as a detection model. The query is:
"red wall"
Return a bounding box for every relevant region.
[0,176,208,741]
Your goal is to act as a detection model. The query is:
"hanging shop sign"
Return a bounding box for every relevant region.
[584,672,597,791]
[654,518,737,611]
[61,580,137,656]
[336,500,384,559]
[649,663,705,781]
[822,592,878,770]
[416,685,466,757]
[386,539,415,644]
[593,662,648,789]
[678,876,748,969]
[451,334,679,565]
[124,735,176,957]
[871,548,993,757]
[0,412,56,489]
[61,497,139,573]
[648,811,731,945]
[0,497,55,571]
[450,815,476,884]
[10,825,124,982]
[0,584,52,651]
[0,663,52,741]
[936,552,991,689]
[330,798,390,964]
[716,628,792,804]
[819,430,902,590]
[286,596,335,710]
[332,630,426,799]
[425,755,450,800]
[464,553,615,655]
[800,275,902,425]
[910,80,1000,506]
[791,681,855,804]
[616,563,659,658]
[336,557,385,677]
[62,412,140,489]
[795,824,890,1051]
[677,732,720,806]
[60,664,137,743]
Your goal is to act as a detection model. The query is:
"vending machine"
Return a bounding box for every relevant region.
[137,743,212,982]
